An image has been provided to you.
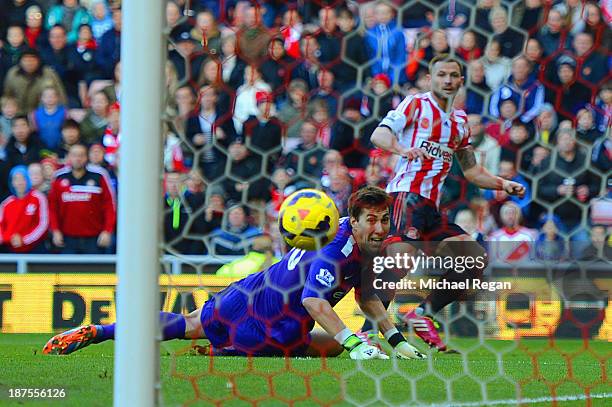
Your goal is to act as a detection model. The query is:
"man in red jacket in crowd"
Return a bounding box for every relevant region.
[0,165,49,253]
[48,144,116,254]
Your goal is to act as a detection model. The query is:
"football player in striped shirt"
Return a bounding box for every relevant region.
[369,55,525,352]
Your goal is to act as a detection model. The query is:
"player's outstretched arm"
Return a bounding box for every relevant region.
[302,297,389,360]
[357,295,426,360]
[456,147,525,197]
[371,126,432,162]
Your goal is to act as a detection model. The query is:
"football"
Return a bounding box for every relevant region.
[278,189,340,251]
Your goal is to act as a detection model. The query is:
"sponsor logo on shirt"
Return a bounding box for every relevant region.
[419,140,453,163]
[61,192,92,202]
[315,268,335,287]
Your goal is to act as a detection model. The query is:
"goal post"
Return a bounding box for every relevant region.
[114,1,165,406]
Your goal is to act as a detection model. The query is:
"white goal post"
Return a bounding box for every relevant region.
[114,1,165,406]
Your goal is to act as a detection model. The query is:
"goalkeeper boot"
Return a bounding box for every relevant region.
[42,325,98,355]
[403,311,451,352]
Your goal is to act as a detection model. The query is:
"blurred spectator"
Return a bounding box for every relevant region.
[475,0,499,33]
[242,91,282,174]
[220,33,247,89]
[292,33,321,90]
[90,0,113,41]
[235,4,270,64]
[45,0,91,44]
[323,166,352,217]
[95,5,121,79]
[202,186,225,235]
[311,69,338,119]
[28,161,48,193]
[267,167,296,221]
[162,171,206,254]
[336,6,368,88]
[481,39,511,90]
[488,201,537,263]
[233,65,271,134]
[163,129,185,173]
[3,49,67,113]
[591,131,611,172]
[4,0,42,29]
[467,114,500,175]
[30,86,66,150]
[365,1,407,85]
[191,10,222,56]
[583,1,611,52]
[41,24,77,97]
[223,138,270,203]
[534,103,558,145]
[576,108,603,144]
[500,122,532,165]
[545,57,592,121]
[535,215,566,261]
[423,29,451,65]
[195,59,231,114]
[524,144,550,174]
[580,225,612,261]
[320,149,343,187]
[280,8,303,59]
[283,121,325,182]
[2,25,28,76]
[210,204,262,256]
[454,208,486,245]
[101,102,119,167]
[24,5,48,50]
[593,83,611,133]
[168,83,195,135]
[538,130,600,230]
[55,118,81,159]
[67,24,97,106]
[80,90,110,144]
[513,0,544,34]
[572,32,608,86]
[260,37,295,92]
[465,60,491,115]
[456,30,482,62]
[330,97,373,169]
[308,99,332,148]
[185,85,236,182]
[524,38,544,74]
[168,24,205,82]
[315,7,341,66]
[363,162,387,189]
[484,159,531,221]
[0,165,48,253]
[0,96,18,141]
[165,1,181,30]
[490,6,525,58]
[5,115,43,169]
[215,234,279,277]
[48,143,116,254]
[536,8,572,57]
[489,55,545,124]
[485,98,518,146]
[278,78,308,140]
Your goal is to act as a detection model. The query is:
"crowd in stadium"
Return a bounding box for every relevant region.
[0,0,610,262]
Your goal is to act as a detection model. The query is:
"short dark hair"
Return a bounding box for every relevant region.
[348,186,393,220]
[429,54,464,76]
[12,114,29,125]
[62,119,80,130]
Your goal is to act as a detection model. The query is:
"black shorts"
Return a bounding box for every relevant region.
[389,192,466,245]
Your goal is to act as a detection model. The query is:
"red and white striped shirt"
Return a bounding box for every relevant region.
[385,92,471,206]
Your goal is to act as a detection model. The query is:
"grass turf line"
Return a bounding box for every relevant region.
[0,334,609,406]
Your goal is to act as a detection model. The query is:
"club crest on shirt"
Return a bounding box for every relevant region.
[315,268,335,287]
[406,227,420,239]
[421,118,429,129]
[26,203,37,215]
[61,179,70,187]
[87,179,96,187]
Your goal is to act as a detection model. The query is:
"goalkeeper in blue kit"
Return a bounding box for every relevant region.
[43,186,425,360]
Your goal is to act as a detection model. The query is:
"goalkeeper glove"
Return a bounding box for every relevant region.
[384,327,427,359]
[336,329,389,360]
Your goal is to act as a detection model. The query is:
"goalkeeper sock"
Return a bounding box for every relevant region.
[93,324,115,343]
[160,312,186,340]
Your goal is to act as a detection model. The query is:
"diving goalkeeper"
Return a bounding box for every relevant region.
[43,186,425,360]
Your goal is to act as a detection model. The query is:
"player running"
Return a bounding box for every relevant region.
[369,55,525,352]
[43,186,425,360]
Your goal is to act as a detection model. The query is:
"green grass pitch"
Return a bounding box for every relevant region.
[0,334,610,406]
